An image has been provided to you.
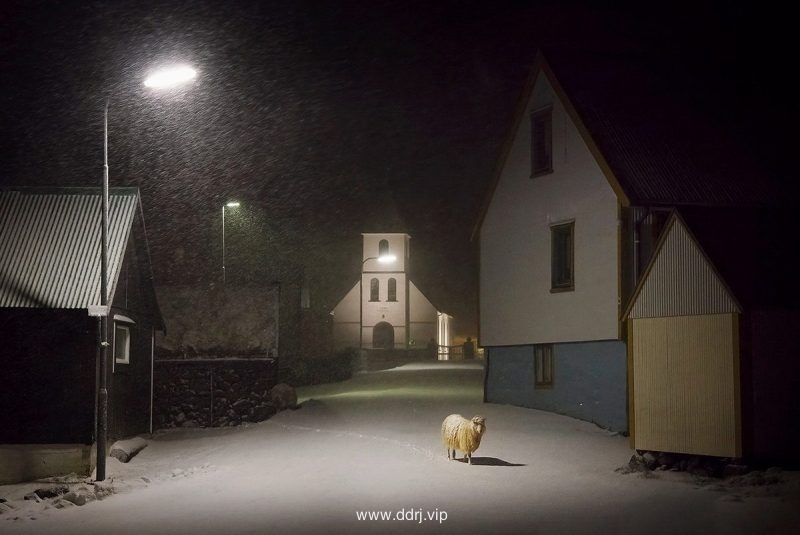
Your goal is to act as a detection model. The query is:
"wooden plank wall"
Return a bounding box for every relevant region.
[632,313,740,457]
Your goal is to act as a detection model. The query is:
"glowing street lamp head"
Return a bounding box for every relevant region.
[144,65,197,89]
[377,254,396,264]
[225,201,240,208]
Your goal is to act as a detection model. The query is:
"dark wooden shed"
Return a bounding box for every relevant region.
[0,187,164,483]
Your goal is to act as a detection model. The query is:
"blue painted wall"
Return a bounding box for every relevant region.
[485,341,627,432]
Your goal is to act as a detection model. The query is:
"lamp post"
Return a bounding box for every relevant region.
[222,201,240,285]
[362,253,397,266]
[96,64,196,482]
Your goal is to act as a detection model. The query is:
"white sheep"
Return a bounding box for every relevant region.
[441,414,486,465]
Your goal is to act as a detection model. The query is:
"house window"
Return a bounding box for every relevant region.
[388,278,397,301]
[378,239,389,256]
[551,221,574,291]
[534,344,554,388]
[531,107,553,177]
[114,323,131,365]
[370,278,379,301]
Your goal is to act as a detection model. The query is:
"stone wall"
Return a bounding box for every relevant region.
[153,358,278,429]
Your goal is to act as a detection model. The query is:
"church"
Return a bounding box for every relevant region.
[331,233,452,352]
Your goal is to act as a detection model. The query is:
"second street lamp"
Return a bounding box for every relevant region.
[222,201,240,285]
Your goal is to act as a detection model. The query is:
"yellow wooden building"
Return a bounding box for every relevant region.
[624,208,799,465]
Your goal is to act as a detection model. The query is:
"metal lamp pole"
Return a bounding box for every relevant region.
[222,201,239,285]
[97,100,111,482]
[222,204,226,284]
[96,64,197,482]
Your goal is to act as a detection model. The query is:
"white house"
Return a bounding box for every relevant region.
[473,48,775,434]
[331,233,452,353]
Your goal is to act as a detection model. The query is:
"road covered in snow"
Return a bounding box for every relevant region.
[2,361,799,534]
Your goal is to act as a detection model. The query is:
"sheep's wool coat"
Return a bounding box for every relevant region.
[441,414,486,456]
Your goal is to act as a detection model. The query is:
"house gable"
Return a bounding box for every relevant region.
[478,53,620,346]
[332,280,360,322]
[472,51,629,241]
[409,281,437,322]
[627,215,741,319]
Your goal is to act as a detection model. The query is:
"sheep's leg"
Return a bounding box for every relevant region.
[467,453,472,465]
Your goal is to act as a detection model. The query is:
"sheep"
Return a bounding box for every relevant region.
[441,414,486,465]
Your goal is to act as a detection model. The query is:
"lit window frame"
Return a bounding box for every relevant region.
[113,323,131,365]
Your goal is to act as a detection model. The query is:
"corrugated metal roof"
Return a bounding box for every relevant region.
[0,188,138,309]
[629,217,740,319]
[625,206,800,318]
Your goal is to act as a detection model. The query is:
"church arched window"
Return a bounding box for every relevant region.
[370,278,379,301]
[388,278,397,301]
[378,239,389,257]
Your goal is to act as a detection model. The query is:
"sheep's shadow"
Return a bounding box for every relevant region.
[453,457,525,467]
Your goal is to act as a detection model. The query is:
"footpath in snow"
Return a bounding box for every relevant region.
[1,360,798,534]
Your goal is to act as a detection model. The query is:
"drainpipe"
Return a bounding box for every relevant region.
[632,207,650,283]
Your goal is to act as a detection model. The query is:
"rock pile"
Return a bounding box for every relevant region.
[619,450,750,478]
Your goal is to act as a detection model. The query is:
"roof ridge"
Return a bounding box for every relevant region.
[1,186,139,195]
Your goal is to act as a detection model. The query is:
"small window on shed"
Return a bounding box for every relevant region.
[114,323,131,365]
[531,107,553,177]
[534,344,554,388]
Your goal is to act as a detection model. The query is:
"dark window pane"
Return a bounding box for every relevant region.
[531,108,553,176]
[534,344,554,387]
[551,222,574,290]
[370,278,379,301]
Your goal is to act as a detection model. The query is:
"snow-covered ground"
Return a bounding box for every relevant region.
[2,361,798,534]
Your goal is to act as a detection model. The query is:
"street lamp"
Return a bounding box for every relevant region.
[362,253,396,265]
[97,64,196,482]
[222,201,240,284]
[143,65,197,88]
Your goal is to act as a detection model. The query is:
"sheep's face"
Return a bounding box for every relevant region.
[471,416,486,433]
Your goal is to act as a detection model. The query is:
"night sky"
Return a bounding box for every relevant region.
[1,1,793,336]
